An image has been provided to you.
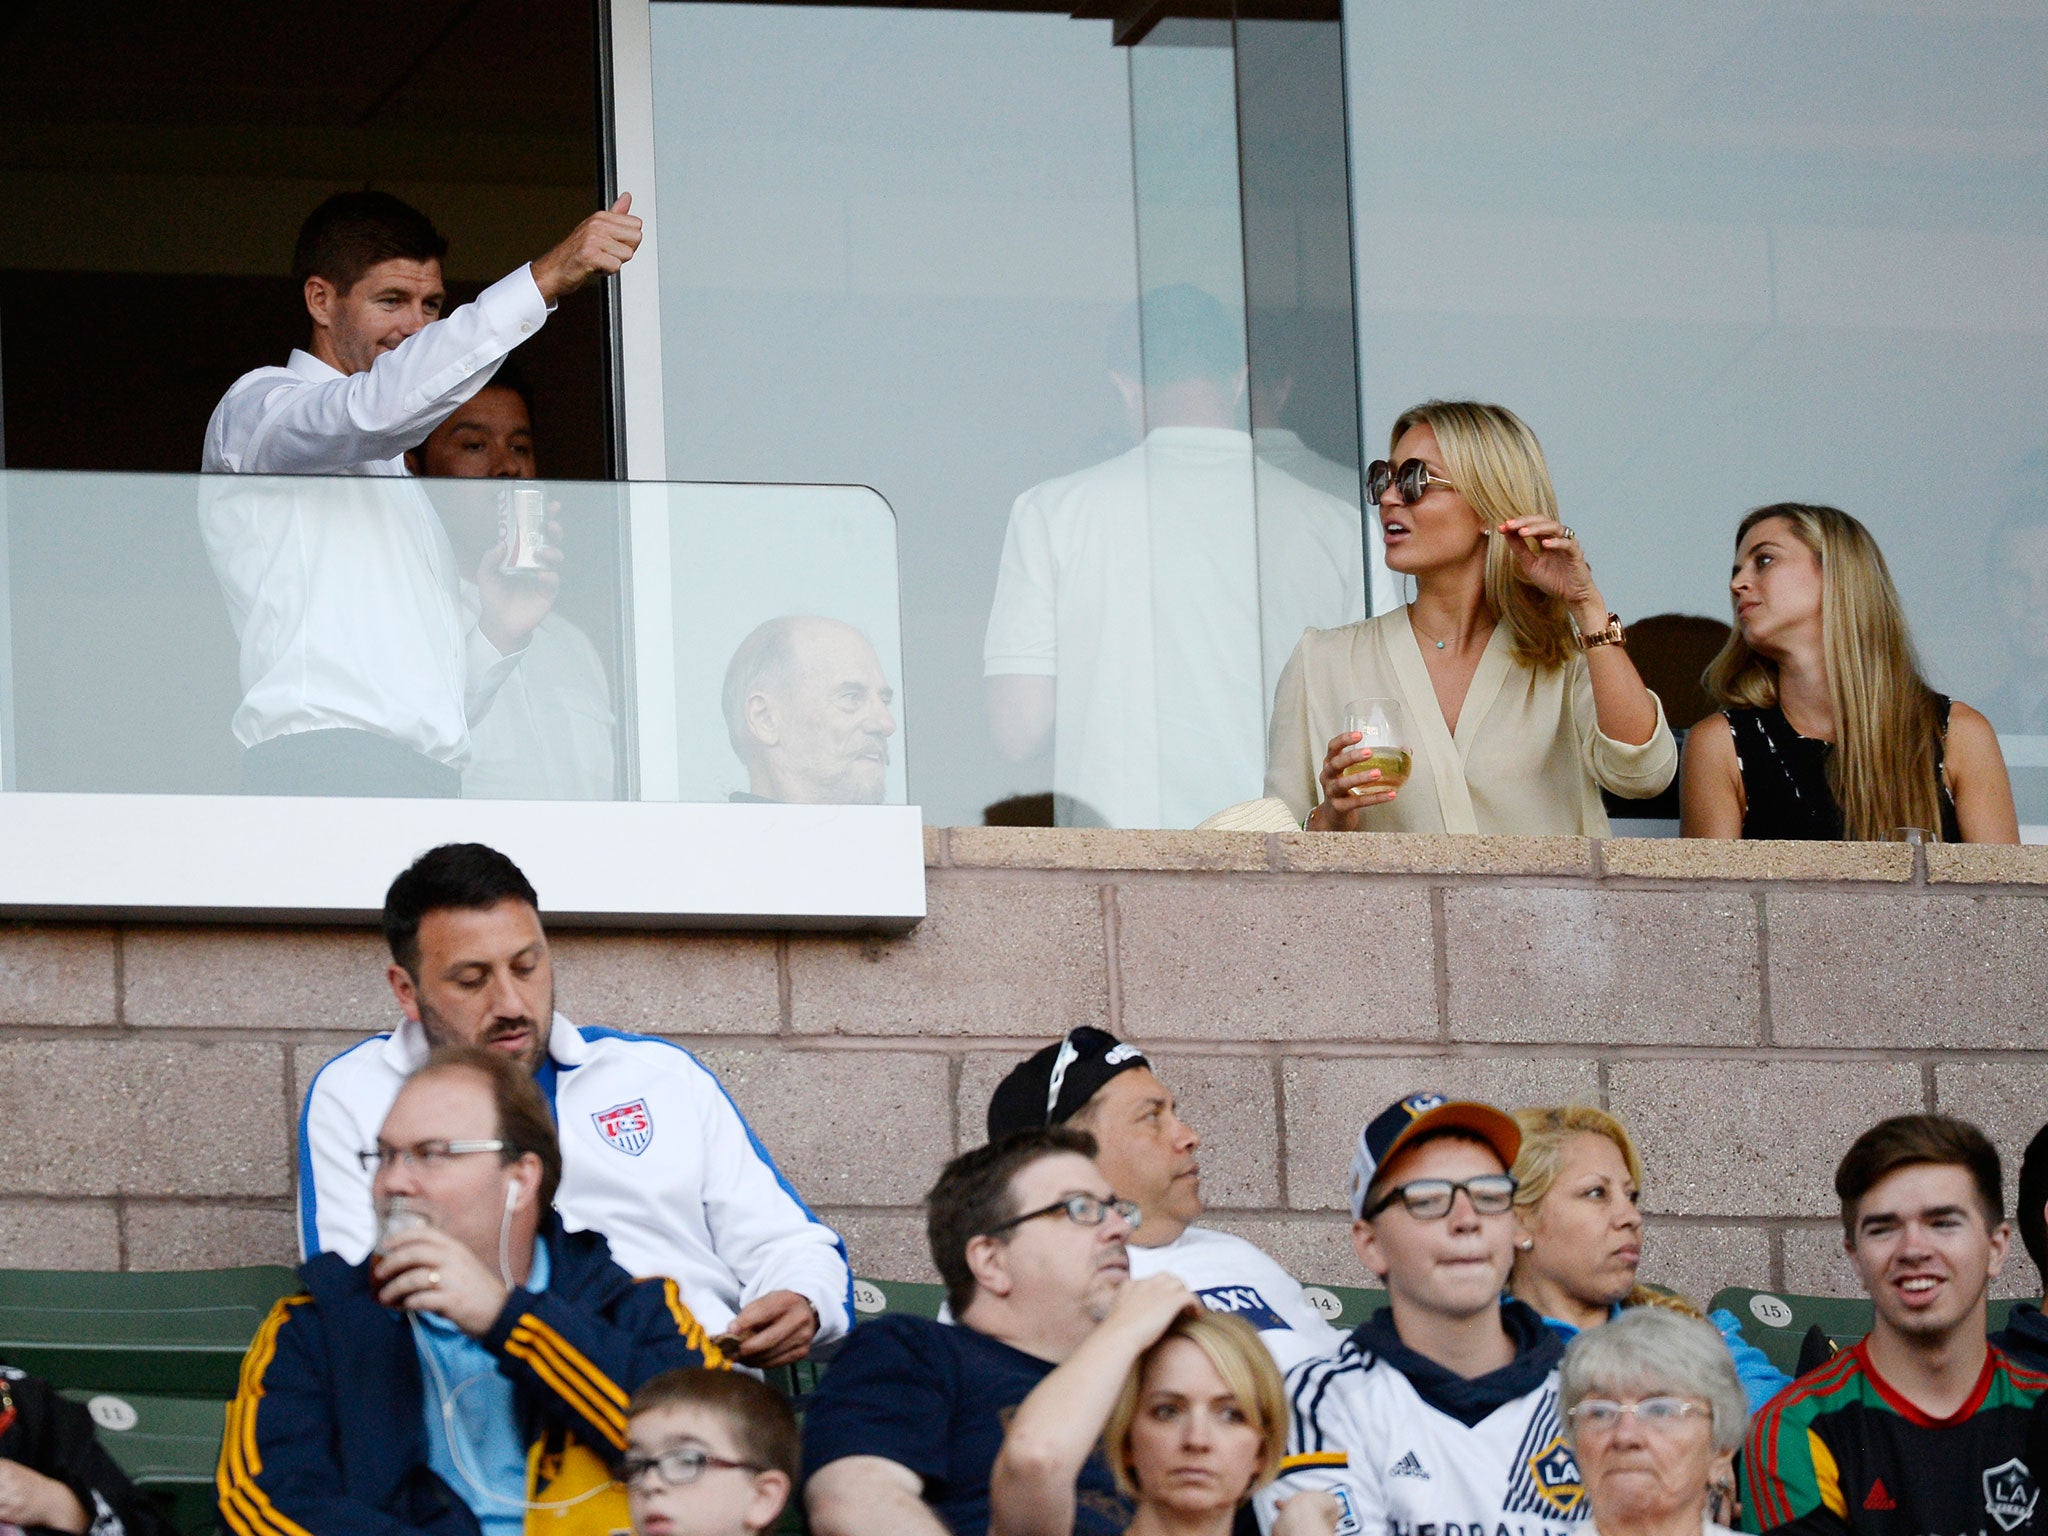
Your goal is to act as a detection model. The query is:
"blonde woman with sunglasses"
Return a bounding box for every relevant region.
[1266,399,1675,833]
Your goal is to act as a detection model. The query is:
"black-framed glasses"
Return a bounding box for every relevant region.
[1566,1397,1707,1433]
[1362,1173,1517,1221]
[357,1138,509,1174]
[983,1192,1141,1237]
[1367,458,1457,506]
[618,1446,765,1488]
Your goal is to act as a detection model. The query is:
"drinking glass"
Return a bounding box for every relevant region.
[1341,698,1411,788]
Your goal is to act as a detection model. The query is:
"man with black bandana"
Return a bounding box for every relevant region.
[987,1028,1341,1371]
[1252,1093,1587,1536]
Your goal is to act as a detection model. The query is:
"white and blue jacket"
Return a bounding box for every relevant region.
[297,1013,853,1344]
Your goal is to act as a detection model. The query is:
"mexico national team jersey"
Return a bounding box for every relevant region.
[1742,1341,2048,1536]
[1254,1299,1587,1536]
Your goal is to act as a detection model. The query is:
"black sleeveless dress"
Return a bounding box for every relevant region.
[1725,698,1962,842]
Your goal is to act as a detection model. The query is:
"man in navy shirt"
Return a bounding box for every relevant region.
[802,1127,1138,1536]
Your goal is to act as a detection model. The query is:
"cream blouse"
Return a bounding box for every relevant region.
[1264,609,1678,834]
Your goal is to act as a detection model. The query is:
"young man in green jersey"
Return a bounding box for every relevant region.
[1743,1114,2048,1536]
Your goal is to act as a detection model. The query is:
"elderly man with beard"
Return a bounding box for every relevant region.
[297,843,852,1367]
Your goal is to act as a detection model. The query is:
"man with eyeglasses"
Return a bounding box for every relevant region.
[801,1127,1145,1536]
[987,1027,1342,1369]
[221,1045,724,1536]
[299,842,852,1367]
[1253,1093,1588,1536]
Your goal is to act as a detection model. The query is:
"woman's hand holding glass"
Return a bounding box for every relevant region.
[1308,698,1407,831]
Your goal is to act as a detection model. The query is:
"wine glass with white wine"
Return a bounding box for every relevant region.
[1341,697,1412,792]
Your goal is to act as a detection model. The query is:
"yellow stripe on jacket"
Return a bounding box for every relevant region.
[217,1296,319,1536]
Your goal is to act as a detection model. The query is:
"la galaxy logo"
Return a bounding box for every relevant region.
[1505,1397,1585,1518]
[1196,1285,1287,1332]
[593,1099,653,1156]
[1526,1437,1585,1516]
[1402,1093,1448,1118]
[1983,1458,2038,1533]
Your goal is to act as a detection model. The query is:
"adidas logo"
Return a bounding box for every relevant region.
[1389,1451,1428,1479]
[1864,1480,1897,1511]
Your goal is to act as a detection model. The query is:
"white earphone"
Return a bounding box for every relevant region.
[505,1180,519,1210]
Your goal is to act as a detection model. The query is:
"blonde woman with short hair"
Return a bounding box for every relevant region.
[1266,400,1676,833]
[1509,1104,1787,1415]
[991,1275,1335,1536]
[1681,503,2017,842]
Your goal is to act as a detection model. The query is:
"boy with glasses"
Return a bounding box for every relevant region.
[623,1369,798,1536]
[801,1128,1145,1536]
[1253,1093,1588,1536]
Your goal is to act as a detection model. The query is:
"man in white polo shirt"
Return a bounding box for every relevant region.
[986,1027,1342,1370]
[298,842,851,1367]
[200,189,638,796]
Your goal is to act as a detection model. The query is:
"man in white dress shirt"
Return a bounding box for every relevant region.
[299,841,852,1367]
[199,189,639,796]
[406,365,618,800]
[985,1027,1343,1370]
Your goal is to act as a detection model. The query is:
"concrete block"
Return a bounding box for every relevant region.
[1780,1224,1861,1298]
[1276,834,1593,877]
[1444,887,1759,1044]
[1601,840,1911,883]
[1769,893,2048,1049]
[550,933,780,1035]
[1637,1223,1773,1313]
[948,828,1272,873]
[1932,1062,2048,1216]
[0,1041,289,1197]
[1609,1059,1923,1217]
[691,1048,953,1207]
[828,1211,938,1284]
[0,926,117,1026]
[1927,844,2048,886]
[1282,1054,1600,1211]
[1198,1216,1362,1290]
[787,876,1107,1036]
[0,1200,121,1268]
[1117,878,1436,1042]
[124,927,390,1031]
[124,1204,298,1269]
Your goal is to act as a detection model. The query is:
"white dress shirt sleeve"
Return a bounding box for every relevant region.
[691,1075,855,1344]
[212,265,553,475]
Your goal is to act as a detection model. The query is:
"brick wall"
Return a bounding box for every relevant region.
[4,830,2046,1309]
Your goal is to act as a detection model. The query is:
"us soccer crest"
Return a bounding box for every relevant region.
[1983,1458,2038,1533]
[593,1099,654,1156]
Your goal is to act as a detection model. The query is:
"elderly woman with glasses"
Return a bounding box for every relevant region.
[1265,399,1675,834]
[1560,1307,1751,1536]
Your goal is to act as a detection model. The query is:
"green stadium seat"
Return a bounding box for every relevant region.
[55,1390,224,1536]
[849,1276,946,1322]
[1298,1282,1384,1334]
[0,1267,300,1398]
[1709,1287,2036,1378]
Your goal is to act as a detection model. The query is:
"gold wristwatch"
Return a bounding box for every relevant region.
[1576,612,1626,650]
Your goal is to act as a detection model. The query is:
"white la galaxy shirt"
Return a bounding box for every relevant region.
[1128,1225,1345,1371]
[1254,1301,1587,1536]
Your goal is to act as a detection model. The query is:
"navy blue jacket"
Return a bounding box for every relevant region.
[216,1220,722,1536]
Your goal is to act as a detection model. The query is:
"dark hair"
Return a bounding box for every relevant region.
[927,1126,1099,1319]
[1835,1114,2003,1242]
[478,357,536,418]
[2016,1122,2048,1284]
[627,1368,799,1484]
[292,191,449,296]
[383,843,539,976]
[412,1045,562,1212]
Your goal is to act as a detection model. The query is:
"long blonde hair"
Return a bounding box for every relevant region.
[1703,503,1945,842]
[1101,1310,1286,1502]
[1391,400,1574,670]
[1510,1105,1702,1318]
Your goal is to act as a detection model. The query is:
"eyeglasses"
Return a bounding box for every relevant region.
[618,1446,765,1488]
[358,1139,508,1173]
[1362,1173,1518,1221]
[983,1192,1141,1237]
[1367,458,1458,506]
[1566,1397,1708,1433]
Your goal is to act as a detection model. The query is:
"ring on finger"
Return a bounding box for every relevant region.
[1559,525,1577,540]
[428,1269,441,1288]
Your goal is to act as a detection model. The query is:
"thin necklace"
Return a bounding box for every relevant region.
[1408,604,1452,651]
